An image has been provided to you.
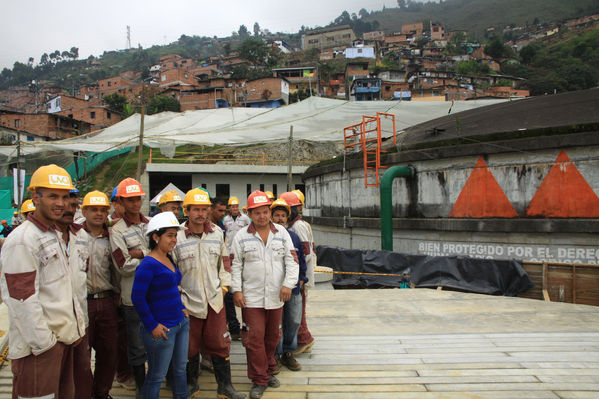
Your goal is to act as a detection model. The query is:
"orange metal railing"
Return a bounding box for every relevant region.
[343,112,397,188]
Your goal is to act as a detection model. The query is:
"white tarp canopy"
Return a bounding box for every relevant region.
[0,96,506,158]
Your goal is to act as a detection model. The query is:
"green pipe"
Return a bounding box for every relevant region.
[380,166,414,251]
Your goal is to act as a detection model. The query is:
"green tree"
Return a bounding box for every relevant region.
[103,93,128,114]
[146,95,180,115]
[485,37,510,59]
[238,25,250,38]
[456,59,490,75]
[237,38,279,67]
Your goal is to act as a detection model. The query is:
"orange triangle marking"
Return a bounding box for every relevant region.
[526,150,599,217]
[449,156,518,218]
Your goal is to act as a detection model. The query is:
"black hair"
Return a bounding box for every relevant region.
[289,206,299,221]
[148,227,173,250]
[271,206,290,216]
[211,197,226,207]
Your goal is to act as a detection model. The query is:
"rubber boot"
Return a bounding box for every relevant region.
[132,364,145,399]
[187,355,200,397]
[212,356,246,399]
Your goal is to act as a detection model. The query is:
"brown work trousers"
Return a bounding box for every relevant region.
[188,307,230,359]
[297,290,314,346]
[11,341,76,399]
[88,296,119,396]
[241,307,283,386]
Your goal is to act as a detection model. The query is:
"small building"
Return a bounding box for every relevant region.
[345,47,375,59]
[272,67,318,93]
[350,78,381,101]
[144,163,307,209]
[302,25,356,51]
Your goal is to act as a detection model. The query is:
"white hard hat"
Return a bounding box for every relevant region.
[146,212,182,236]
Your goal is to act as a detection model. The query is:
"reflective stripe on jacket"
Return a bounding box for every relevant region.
[173,221,230,319]
[109,214,150,306]
[231,221,299,309]
[0,217,86,359]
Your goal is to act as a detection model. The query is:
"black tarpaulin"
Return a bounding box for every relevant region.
[316,245,533,296]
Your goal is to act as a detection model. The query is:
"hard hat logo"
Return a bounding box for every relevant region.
[253,195,268,204]
[173,195,182,201]
[194,194,209,202]
[126,185,141,194]
[48,174,72,187]
[89,197,107,205]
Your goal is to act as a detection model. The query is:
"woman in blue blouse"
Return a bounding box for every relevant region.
[131,212,189,399]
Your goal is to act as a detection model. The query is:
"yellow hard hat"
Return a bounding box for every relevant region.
[21,199,36,214]
[184,188,212,208]
[270,198,290,214]
[265,191,275,200]
[82,190,110,208]
[158,190,183,206]
[27,164,74,191]
[228,196,239,206]
[292,189,305,205]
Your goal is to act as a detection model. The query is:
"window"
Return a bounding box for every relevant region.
[68,114,73,119]
[14,119,20,128]
[201,184,207,189]
[161,74,167,82]
[246,184,252,197]
[107,111,111,119]
[308,39,319,44]
[272,184,277,198]
[216,184,230,199]
[107,81,111,87]
[184,73,189,78]
[90,111,96,119]
[259,184,265,192]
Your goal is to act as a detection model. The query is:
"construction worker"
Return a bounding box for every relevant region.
[223,196,251,253]
[265,191,275,202]
[110,183,136,391]
[79,191,120,399]
[0,164,86,399]
[158,189,184,219]
[0,220,12,237]
[110,177,151,398]
[231,190,299,399]
[292,189,305,213]
[270,198,307,372]
[280,191,316,355]
[173,188,245,399]
[21,198,36,215]
[210,197,242,341]
[55,188,93,399]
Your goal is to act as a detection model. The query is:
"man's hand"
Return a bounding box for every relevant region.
[233,292,246,308]
[279,286,292,302]
[182,309,189,318]
[300,282,307,295]
[129,249,144,259]
[152,324,169,340]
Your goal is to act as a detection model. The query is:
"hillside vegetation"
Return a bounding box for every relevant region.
[362,0,599,36]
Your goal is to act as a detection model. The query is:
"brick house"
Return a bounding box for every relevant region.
[272,67,318,93]
[244,77,289,108]
[402,22,424,37]
[0,111,93,139]
[47,95,121,131]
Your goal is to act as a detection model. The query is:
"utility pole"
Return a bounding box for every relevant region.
[16,131,22,211]
[136,100,145,181]
[287,125,293,191]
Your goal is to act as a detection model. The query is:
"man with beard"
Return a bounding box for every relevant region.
[55,188,93,399]
[173,189,245,399]
[0,165,87,399]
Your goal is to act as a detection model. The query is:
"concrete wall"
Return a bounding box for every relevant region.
[305,145,599,219]
[303,142,599,264]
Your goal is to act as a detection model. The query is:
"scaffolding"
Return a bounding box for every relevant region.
[343,112,397,188]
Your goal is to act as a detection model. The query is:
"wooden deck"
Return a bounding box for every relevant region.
[1,288,599,398]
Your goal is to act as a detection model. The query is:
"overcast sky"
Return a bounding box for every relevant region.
[1,0,410,70]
